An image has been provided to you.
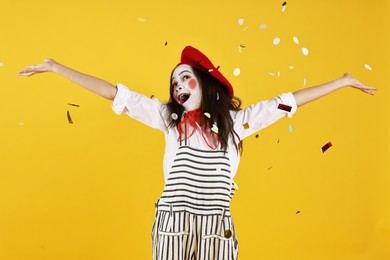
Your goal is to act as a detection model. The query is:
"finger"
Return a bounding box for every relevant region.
[18,71,35,76]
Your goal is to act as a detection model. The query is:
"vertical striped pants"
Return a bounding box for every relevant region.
[152,210,239,260]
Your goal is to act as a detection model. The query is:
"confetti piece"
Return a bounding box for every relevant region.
[211,124,219,133]
[296,211,300,214]
[67,103,80,107]
[216,92,219,100]
[273,37,281,45]
[204,112,211,118]
[278,103,292,112]
[238,44,246,53]
[238,18,244,26]
[216,66,220,70]
[267,72,275,76]
[282,2,287,12]
[67,111,73,124]
[17,122,24,126]
[0,62,4,67]
[242,26,248,31]
[243,123,250,129]
[208,69,213,72]
[364,64,373,71]
[289,66,294,69]
[255,134,259,138]
[165,41,168,46]
[137,18,146,22]
[288,125,293,133]
[259,24,267,30]
[321,142,332,153]
[233,68,241,76]
[303,78,307,86]
[150,95,155,99]
[171,113,178,120]
[302,47,309,56]
[267,166,273,170]
[293,36,299,44]
[277,139,280,143]
[277,71,281,77]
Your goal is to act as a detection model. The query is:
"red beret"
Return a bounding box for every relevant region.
[177,46,234,96]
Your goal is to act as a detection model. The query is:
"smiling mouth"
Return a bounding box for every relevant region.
[178,93,190,104]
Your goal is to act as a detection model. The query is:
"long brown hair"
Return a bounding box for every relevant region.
[167,66,243,154]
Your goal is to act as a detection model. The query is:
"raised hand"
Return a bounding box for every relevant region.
[18,58,57,77]
[341,73,377,95]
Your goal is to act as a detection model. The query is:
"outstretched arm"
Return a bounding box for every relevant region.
[18,59,117,100]
[293,73,376,107]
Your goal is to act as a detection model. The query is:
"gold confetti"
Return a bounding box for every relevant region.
[243,123,250,129]
[67,103,80,107]
[67,111,73,124]
[321,142,332,153]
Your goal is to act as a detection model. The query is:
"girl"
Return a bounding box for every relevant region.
[18,46,376,260]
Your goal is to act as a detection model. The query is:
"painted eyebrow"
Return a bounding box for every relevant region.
[172,70,193,81]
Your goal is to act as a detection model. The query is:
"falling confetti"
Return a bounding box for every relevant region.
[165,41,168,46]
[204,112,211,118]
[277,103,292,112]
[67,103,80,107]
[255,134,259,138]
[296,211,300,214]
[293,36,299,44]
[277,71,281,77]
[282,2,287,12]
[277,139,280,143]
[238,44,246,53]
[303,78,307,86]
[211,124,219,133]
[238,18,244,26]
[208,69,213,72]
[267,166,273,170]
[150,95,155,99]
[273,37,281,45]
[243,123,250,129]
[137,18,146,22]
[67,111,73,124]
[171,113,178,120]
[0,62,4,67]
[242,26,248,31]
[288,125,293,133]
[259,24,267,30]
[267,72,275,76]
[233,68,241,76]
[364,64,373,71]
[321,142,332,153]
[289,66,294,69]
[302,47,309,56]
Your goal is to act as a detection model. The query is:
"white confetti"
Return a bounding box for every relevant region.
[267,72,275,76]
[289,66,294,69]
[0,62,4,67]
[233,68,241,76]
[137,18,146,22]
[208,69,213,72]
[282,5,286,12]
[238,18,244,26]
[204,112,211,118]
[288,125,293,133]
[277,71,281,77]
[211,124,219,133]
[171,113,178,120]
[273,37,281,45]
[259,24,267,30]
[364,64,373,71]
[242,26,248,31]
[303,78,307,86]
[301,47,309,56]
[293,36,299,44]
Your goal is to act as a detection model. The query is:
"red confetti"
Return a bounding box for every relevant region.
[321,142,332,153]
[277,103,292,112]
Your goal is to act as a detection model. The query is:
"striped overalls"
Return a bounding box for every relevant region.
[152,146,239,260]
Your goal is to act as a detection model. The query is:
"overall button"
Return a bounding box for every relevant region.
[224,229,232,238]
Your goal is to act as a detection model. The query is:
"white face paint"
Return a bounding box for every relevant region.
[171,64,202,111]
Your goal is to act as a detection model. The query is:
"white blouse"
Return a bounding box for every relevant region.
[112,83,297,181]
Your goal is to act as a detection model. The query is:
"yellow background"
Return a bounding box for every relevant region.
[1,0,389,259]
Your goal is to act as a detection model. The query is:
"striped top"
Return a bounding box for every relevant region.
[157,146,236,216]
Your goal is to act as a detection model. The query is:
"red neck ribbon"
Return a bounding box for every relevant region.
[177,109,220,150]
